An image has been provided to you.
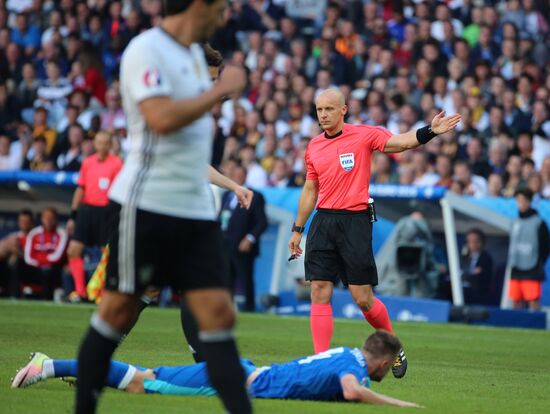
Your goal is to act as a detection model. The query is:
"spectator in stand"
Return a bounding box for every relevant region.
[412,151,438,186]
[371,152,398,184]
[66,132,122,301]
[435,154,453,188]
[100,87,124,132]
[521,158,535,182]
[482,106,511,141]
[466,137,491,179]
[56,124,84,172]
[0,82,21,136]
[269,157,298,188]
[488,140,508,176]
[31,107,57,156]
[23,136,54,171]
[220,164,267,311]
[35,60,73,125]
[0,209,34,297]
[82,13,107,50]
[23,207,67,300]
[487,173,504,197]
[527,173,544,200]
[11,12,41,56]
[77,47,107,106]
[239,144,268,189]
[0,134,22,171]
[453,160,488,197]
[508,188,549,311]
[17,62,40,111]
[502,155,524,197]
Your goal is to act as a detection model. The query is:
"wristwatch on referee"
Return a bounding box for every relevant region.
[291,223,305,233]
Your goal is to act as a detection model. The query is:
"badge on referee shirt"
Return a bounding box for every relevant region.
[339,153,355,172]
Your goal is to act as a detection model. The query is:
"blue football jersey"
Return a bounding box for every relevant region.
[249,347,370,401]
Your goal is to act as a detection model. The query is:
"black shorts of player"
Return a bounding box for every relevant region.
[73,203,112,246]
[104,201,229,294]
[305,209,378,287]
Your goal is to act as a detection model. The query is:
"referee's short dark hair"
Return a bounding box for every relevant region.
[163,0,217,16]
[202,43,223,68]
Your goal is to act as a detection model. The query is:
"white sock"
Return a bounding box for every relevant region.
[42,359,54,378]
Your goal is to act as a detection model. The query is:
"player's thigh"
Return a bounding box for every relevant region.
[338,214,378,286]
[105,202,164,294]
[305,213,344,284]
[97,290,142,331]
[185,288,235,331]
[173,220,230,292]
[73,204,94,245]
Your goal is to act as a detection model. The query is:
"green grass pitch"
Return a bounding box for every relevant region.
[1,300,550,413]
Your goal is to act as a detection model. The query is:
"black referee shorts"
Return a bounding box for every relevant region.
[104,201,229,294]
[305,209,378,287]
[73,204,111,246]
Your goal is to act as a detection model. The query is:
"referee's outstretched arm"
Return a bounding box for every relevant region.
[139,66,246,135]
[383,111,461,153]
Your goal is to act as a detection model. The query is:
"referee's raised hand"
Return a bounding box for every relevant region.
[431,111,461,135]
[216,65,247,96]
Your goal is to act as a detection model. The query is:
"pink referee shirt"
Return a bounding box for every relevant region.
[305,123,391,211]
[78,154,123,206]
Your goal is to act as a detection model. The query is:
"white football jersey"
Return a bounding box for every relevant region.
[109,27,216,221]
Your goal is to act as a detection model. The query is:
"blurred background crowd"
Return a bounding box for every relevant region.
[0,0,548,198]
[0,0,549,305]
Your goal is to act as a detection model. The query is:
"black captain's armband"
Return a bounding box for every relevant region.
[416,125,437,145]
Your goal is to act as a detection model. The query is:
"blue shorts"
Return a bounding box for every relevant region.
[144,359,257,396]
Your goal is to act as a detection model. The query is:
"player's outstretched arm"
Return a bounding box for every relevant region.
[208,165,253,209]
[288,179,319,257]
[139,66,246,135]
[340,374,421,408]
[383,111,461,154]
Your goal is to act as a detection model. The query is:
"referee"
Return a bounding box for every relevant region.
[288,88,460,378]
[67,131,122,302]
[74,1,251,414]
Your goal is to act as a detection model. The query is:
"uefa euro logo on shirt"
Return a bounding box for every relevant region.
[143,68,162,87]
[339,153,355,172]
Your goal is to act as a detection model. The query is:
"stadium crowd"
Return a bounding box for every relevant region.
[0,0,549,302]
[0,0,549,198]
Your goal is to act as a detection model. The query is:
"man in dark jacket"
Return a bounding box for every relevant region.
[461,229,493,305]
[220,164,268,311]
[508,188,549,311]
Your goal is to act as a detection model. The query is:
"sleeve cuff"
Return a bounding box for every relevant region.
[246,234,256,244]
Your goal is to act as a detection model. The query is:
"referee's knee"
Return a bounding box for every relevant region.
[355,295,375,312]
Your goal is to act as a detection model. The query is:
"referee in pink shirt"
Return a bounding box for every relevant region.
[288,88,460,378]
[67,131,122,301]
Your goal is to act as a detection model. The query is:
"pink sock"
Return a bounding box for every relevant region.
[69,257,86,297]
[361,297,393,334]
[310,303,334,353]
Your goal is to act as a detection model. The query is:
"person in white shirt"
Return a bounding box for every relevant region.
[73,2,252,414]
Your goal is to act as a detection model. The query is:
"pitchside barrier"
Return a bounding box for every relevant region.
[0,172,548,329]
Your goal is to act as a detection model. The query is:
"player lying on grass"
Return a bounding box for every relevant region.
[12,330,419,407]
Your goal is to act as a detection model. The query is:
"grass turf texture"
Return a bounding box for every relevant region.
[1,301,549,413]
